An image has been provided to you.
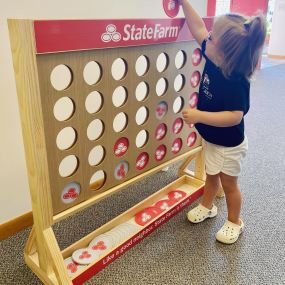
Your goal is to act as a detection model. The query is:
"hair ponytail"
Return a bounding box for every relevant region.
[214,13,267,79]
[246,15,267,48]
[246,16,267,75]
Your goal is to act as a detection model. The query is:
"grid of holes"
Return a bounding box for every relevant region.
[50,47,202,205]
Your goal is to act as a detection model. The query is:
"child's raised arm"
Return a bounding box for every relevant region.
[179,0,209,46]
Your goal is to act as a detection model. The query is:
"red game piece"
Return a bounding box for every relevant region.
[135,207,161,226]
[168,190,187,202]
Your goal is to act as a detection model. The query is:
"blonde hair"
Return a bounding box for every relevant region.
[214,13,267,79]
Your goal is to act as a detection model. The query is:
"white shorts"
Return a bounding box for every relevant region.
[204,137,248,177]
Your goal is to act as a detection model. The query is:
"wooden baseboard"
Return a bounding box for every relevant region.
[0,212,33,241]
[267,54,285,60]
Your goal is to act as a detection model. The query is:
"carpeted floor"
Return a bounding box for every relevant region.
[1,64,285,285]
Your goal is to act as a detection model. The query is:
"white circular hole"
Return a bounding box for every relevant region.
[87,119,104,141]
[136,106,149,125]
[112,86,128,107]
[53,97,75,121]
[156,78,168,96]
[135,82,149,102]
[135,55,149,76]
[59,155,78,177]
[56,127,77,150]
[85,91,103,114]
[113,112,128,132]
[173,96,184,114]
[175,50,187,69]
[174,74,185,92]
[83,61,102,85]
[90,170,106,190]
[156,53,169,73]
[50,64,72,91]
[136,130,148,148]
[111,58,127,80]
[88,145,105,166]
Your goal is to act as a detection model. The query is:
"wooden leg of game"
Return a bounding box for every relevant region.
[178,154,196,177]
[43,228,72,285]
[24,232,56,285]
[24,254,58,285]
[24,227,71,285]
[24,226,37,256]
[178,145,205,181]
[193,146,206,181]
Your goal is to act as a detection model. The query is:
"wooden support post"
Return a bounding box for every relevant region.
[178,143,205,181]
[8,19,65,283]
[43,228,72,285]
[24,226,37,256]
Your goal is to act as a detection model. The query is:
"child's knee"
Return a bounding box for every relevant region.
[220,172,238,191]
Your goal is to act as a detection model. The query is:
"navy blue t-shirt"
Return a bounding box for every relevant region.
[195,39,250,147]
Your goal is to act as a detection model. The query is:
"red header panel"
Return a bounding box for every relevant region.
[34,18,214,53]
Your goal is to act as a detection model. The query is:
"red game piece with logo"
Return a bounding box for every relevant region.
[172,117,184,134]
[154,199,176,212]
[135,206,161,226]
[136,152,149,170]
[114,137,129,157]
[168,190,187,202]
[163,0,180,18]
[187,132,197,147]
[172,138,182,154]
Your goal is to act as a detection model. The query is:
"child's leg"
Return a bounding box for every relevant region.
[216,173,244,244]
[201,173,220,209]
[187,173,220,223]
[219,172,241,225]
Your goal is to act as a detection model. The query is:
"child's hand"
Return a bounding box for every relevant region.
[182,109,201,124]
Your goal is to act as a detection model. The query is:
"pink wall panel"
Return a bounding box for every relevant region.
[207,0,217,16]
[230,0,268,15]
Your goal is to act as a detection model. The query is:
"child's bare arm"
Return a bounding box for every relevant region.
[182,109,243,127]
[179,0,209,46]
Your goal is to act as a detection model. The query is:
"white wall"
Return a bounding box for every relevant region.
[268,0,285,57]
[0,0,207,224]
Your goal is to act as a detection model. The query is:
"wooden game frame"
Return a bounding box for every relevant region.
[8,18,213,285]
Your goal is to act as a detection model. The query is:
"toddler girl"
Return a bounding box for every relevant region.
[180,0,266,244]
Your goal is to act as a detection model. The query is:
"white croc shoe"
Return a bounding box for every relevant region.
[187,204,218,223]
[216,219,244,244]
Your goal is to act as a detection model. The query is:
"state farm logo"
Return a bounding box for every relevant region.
[101,23,180,43]
[101,24,121,42]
